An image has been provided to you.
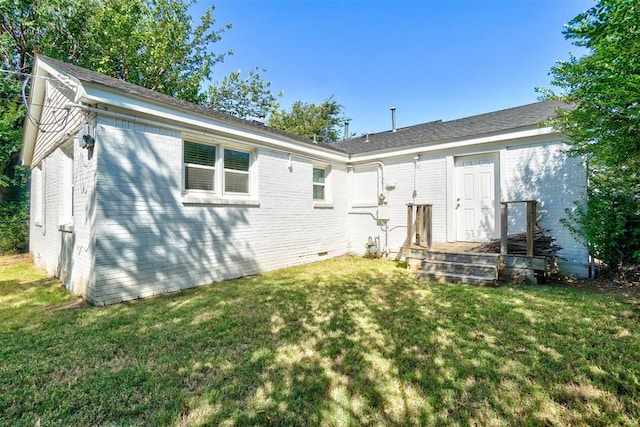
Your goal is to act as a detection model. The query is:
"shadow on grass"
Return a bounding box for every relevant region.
[1,257,639,426]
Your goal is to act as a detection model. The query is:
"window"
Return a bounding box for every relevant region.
[60,144,74,226]
[32,165,43,225]
[313,167,326,200]
[183,139,253,199]
[184,141,216,191]
[224,149,250,194]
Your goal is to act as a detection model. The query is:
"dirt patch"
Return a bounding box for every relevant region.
[558,270,640,308]
[0,253,31,266]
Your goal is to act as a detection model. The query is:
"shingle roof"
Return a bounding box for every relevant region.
[39,56,566,158]
[38,55,346,153]
[333,100,568,154]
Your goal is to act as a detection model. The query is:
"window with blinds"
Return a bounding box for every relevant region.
[183,140,252,196]
[184,141,216,191]
[224,149,250,194]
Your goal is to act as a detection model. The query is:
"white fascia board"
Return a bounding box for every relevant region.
[349,126,559,164]
[22,58,86,166]
[79,84,348,163]
[21,60,48,166]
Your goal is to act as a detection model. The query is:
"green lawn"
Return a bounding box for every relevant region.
[1,256,639,426]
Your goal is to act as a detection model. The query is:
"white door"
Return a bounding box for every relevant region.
[455,154,498,242]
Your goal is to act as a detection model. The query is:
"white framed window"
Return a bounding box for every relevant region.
[224,148,251,195]
[313,167,326,201]
[59,144,74,227]
[182,138,256,205]
[184,141,216,191]
[32,165,43,225]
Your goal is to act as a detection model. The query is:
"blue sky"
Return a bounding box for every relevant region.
[193,0,594,136]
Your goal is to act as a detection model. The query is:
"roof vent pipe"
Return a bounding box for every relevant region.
[344,120,350,140]
[391,107,397,132]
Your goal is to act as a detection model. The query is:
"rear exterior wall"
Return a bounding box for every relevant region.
[346,136,589,276]
[90,117,350,305]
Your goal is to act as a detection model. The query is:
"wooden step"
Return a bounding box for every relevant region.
[417,250,499,286]
[421,259,497,277]
[424,250,500,265]
[416,271,497,286]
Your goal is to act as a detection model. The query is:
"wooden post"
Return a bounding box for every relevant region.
[500,202,508,255]
[407,204,414,249]
[425,204,432,250]
[415,205,422,245]
[526,201,535,257]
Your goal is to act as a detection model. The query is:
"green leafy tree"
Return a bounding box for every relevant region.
[544,0,640,268]
[207,67,281,120]
[268,97,347,143]
[0,0,281,252]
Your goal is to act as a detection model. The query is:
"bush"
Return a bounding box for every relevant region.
[0,200,29,254]
[563,173,640,270]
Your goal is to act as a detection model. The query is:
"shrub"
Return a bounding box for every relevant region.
[0,200,29,254]
[563,172,640,270]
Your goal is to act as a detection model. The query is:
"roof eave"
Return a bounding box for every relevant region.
[349,125,560,163]
[21,57,47,166]
[77,83,349,163]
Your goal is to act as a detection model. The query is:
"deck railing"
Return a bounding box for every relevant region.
[406,203,432,250]
[405,200,539,257]
[500,200,538,257]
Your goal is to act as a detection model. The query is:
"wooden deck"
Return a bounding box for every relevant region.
[404,200,553,285]
[403,243,552,285]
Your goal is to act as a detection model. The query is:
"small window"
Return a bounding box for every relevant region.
[32,165,43,224]
[224,149,250,194]
[60,145,74,225]
[313,167,326,200]
[184,141,216,191]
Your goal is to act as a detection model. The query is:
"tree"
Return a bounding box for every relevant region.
[0,0,281,252]
[268,97,346,143]
[0,0,281,190]
[207,67,281,119]
[544,0,640,268]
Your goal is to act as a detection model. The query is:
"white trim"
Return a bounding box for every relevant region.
[451,152,500,242]
[445,155,455,242]
[350,127,557,163]
[181,195,260,206]
[78,86,348,163]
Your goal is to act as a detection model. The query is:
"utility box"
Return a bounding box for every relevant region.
[377,205,390,225]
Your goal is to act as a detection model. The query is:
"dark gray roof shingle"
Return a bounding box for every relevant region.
[39,56,566,157]
[333,100,568,154]
[38,55,345,153]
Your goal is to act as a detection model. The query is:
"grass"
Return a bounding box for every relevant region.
[1,256,639,426]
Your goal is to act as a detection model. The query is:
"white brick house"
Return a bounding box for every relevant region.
[22,56,588,305]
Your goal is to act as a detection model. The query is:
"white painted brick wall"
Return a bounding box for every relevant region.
[346,139,588,276]
[502,140,588,275]
[347,155,447,255]
[90,118,351,305]
[29,136,97,296]
[31,113,590,304]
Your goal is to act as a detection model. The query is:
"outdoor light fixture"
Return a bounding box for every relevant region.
[81,133,95,149]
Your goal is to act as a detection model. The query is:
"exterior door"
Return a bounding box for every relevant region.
[455,154,498,242]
